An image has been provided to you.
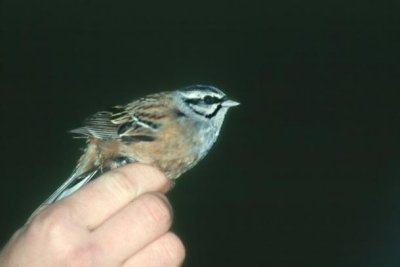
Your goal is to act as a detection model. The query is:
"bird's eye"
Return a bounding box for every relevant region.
[204,95,220,104]
[204,96,213,104]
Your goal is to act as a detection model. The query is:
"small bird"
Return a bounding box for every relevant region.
[42,84,239,206]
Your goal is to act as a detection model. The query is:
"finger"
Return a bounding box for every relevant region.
[123,232,185,267]
[92,193,173,265]
[64,163,169,229]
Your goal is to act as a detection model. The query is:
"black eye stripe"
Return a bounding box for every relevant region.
[184,98,201,105]
[204,96,223,104]
[183,94,224,119]
[185,96,223,105]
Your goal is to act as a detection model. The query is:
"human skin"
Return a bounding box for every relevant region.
[0,164,185,267]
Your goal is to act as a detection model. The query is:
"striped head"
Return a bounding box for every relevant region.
[174,84,239,142]
[176,84,239,118]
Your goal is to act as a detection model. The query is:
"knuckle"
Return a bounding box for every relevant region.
[61,242,101,267]
[135,163,166,181]
[161,233,186,265]
[105,164,168,201]
[106,169,139,199]
[27,205,99,266]
[28,204,72,240]
[127,163,168,191]
[140,193,173,226]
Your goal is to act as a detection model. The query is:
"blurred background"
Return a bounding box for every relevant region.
[1,0,400,266]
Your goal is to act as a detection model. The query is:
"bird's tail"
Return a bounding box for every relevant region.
[42,167,100,205]
[29,142,100,221]
[44,141,100,204]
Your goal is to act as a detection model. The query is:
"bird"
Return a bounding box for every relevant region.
[41,84,239,206]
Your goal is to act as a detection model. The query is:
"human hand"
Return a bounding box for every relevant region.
[0,164,185,267]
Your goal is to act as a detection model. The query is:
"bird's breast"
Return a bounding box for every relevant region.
[117,121,205,179]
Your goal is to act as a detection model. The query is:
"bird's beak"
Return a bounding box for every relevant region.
[221,99,240,107]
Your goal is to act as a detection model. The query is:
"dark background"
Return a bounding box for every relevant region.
[1,0,400,266]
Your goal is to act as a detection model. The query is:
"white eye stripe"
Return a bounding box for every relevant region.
[182,91,224,100]
[179,85,226,100]
[177,85,229,119]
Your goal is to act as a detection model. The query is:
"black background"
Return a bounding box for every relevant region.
[1,0,400,266]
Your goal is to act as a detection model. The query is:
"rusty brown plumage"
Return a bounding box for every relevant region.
[39,85,239,206]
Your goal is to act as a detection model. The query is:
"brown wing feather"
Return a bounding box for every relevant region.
[70,111,118,139]
[70,93,169,141]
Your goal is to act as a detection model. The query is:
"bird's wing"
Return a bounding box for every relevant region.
[69,111,119,139]
[70,100,162,142]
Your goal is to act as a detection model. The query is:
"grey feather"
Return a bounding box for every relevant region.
[42,168,100,205]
